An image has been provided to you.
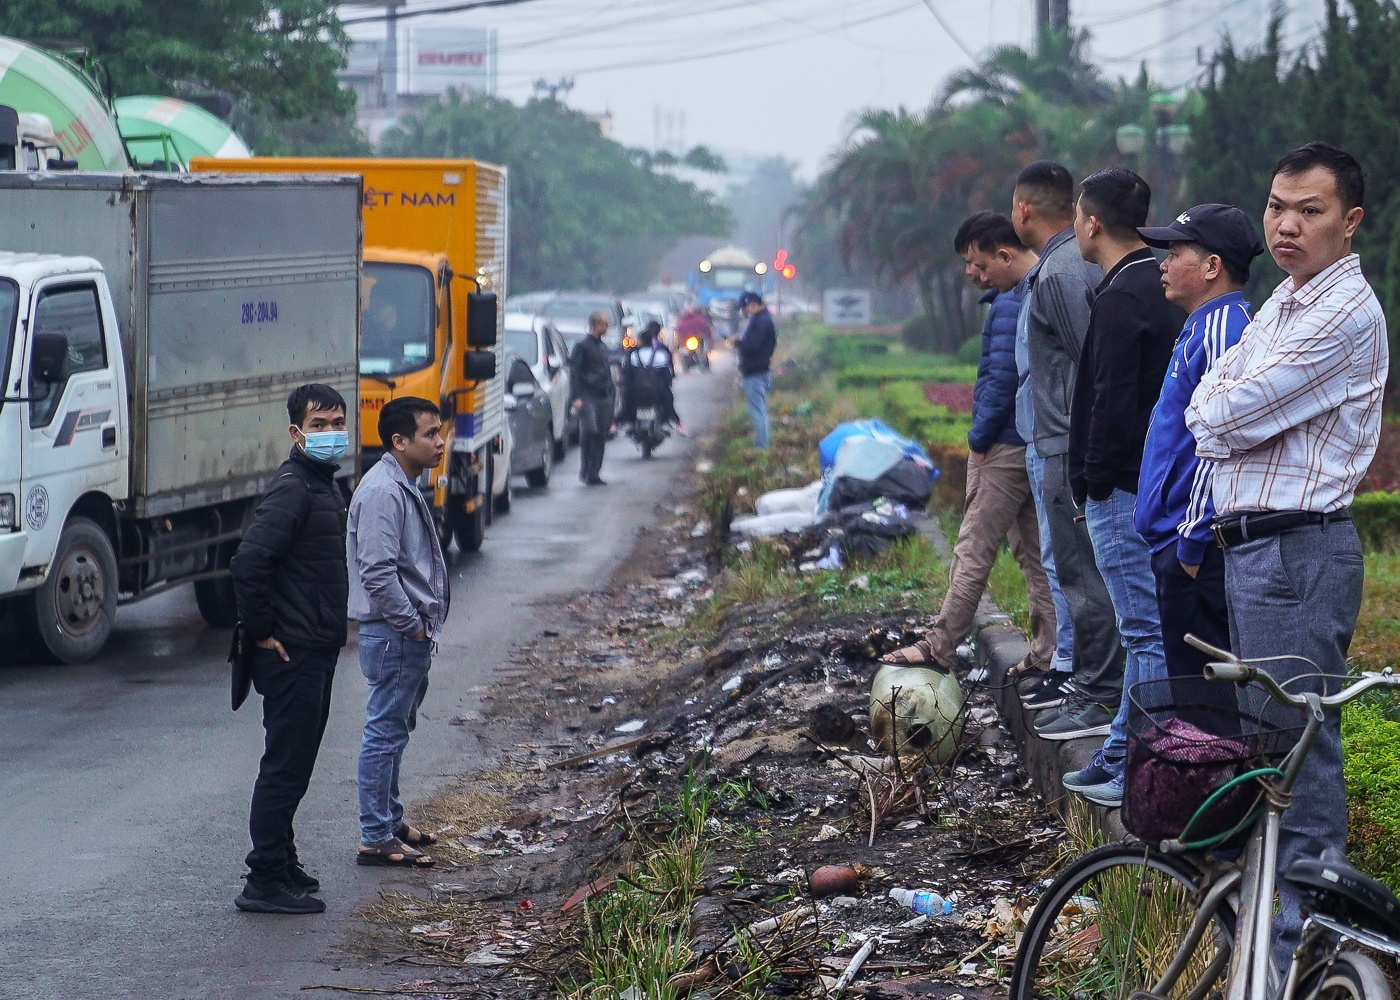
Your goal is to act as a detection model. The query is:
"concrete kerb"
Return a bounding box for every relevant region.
[912,513,1127,841]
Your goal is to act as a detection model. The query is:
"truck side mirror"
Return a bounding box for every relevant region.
[466,291,498,348]
[30,332,68,385]
[463,350,497,382]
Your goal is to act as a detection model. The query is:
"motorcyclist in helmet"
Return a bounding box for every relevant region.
[621,320,684,432]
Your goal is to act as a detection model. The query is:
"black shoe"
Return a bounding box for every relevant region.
[285,861,320,893]
[235,879,326,914]
[1022,672,1074,711]
[586,477,608,486]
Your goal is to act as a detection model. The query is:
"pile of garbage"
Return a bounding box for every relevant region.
[731,420,941,569]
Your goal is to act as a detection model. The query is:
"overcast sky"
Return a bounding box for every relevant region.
[346,0,1325,180]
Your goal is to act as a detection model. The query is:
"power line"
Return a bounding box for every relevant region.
[489,2,920,79]
[918,0,976,60]
[341,0,542,26]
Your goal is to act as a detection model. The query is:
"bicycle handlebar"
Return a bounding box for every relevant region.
[1184,632,1400,709]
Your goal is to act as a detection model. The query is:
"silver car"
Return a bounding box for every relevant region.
[503,311,575,452]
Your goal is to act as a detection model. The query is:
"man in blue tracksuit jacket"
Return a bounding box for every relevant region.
[881,212,1056,672]
[1134,204,1265,679]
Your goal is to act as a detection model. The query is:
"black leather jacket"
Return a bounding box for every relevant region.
[569,334,615,401]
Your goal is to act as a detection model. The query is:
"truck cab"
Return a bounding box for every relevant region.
[0,106,80,172]
[0,253,129,653]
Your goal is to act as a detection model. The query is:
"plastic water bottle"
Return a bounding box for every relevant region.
[888,887,953,916]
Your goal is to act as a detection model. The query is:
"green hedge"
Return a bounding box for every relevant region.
[877,380,972,449]
[834,360,980,389]
[1353,490,1400,552]
[1343,702,1400,892]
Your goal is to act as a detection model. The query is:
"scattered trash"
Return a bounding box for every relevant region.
[808,864,860,898]
[889,887,953,916]
[811,824,843,843]
[676,568,707,585]
[613,719,646,733]
[852,574,870,591]
[690,521,710,537]
[463,946,510,966]
[869,663,967,764]
[730,509,821,538]
[807,702,858,745]
[721,674,745,693]
[755,480,823,516]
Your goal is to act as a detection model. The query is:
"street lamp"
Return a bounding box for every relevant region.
[1115,124,1146,156]
[1115,93,1190,223]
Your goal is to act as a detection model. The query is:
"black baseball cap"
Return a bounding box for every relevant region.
[1138,203,1265,276]
[737,291,764,308]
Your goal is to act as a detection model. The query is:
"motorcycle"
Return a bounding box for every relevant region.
[679,333,710,372]
[628,405,670,459]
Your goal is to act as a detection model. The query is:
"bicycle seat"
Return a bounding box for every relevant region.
[1283,856,1400,939]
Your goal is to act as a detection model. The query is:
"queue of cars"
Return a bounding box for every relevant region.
[495,286,692,504]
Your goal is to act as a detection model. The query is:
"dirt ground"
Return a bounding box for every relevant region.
[339,462,1069,999]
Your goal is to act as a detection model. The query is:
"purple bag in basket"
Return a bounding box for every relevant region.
[1126,716,1252,844]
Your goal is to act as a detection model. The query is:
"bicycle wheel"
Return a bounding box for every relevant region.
[1297,952,1392,1000]
[1011,842,1236,1000]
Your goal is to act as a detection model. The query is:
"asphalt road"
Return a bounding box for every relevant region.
[0,351,734,1000]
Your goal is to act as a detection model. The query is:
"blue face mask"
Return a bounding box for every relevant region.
[300,429,349,463]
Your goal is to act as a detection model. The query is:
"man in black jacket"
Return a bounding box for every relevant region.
[569,311,616,485]
[735,291,776,447]
[1057,169,1182,801]
[230,383,351,914]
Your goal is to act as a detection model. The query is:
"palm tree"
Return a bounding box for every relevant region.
[941,28,1114,108]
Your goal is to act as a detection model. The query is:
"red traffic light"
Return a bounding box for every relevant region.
[781,264,796,279]
[774,249,788,270]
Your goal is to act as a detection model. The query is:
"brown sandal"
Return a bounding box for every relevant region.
[396,823,438,846]
[880,639,936,665]
[356,837,435,868]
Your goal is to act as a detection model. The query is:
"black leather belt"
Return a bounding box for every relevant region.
[1213,509,1351,549]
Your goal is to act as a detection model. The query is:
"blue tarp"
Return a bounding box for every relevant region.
[818,419,940,480]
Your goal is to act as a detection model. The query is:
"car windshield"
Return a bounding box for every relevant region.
[360,263,434,377]
[504,328,538,364]
[543,297,613,325]
[0,280,18,416]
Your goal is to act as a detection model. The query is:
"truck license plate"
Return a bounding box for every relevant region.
[637,407,657,419]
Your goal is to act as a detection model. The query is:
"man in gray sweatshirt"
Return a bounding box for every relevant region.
[1010,160,1125,741]
[348,396,450,868]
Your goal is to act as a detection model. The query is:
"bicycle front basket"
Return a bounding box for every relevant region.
[1122,676,1301,847]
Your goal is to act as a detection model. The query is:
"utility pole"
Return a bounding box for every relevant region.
[1035,0,1070,36]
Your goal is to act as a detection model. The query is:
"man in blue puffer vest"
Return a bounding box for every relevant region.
[1135,204,1264,679]
[882,212,1056,671]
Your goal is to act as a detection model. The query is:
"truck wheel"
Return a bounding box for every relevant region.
[455,502,487,553]
[33,517,118,664]
[194,576,239,627]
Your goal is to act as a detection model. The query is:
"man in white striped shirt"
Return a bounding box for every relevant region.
[1185,142,1387,970]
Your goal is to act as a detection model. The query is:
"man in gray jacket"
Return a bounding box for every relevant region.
[348,396,449,868]
[1010,160,1124,740]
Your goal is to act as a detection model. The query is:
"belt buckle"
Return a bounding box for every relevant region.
[1213,521,1229,549]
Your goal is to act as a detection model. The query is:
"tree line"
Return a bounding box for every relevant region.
[796,0,1400,358]
[0,1,729,293]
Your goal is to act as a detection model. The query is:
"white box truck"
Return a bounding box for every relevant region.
[0,172,361,663]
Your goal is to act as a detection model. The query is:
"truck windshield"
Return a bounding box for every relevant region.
[0,279,17,415]
[361,263,435,377]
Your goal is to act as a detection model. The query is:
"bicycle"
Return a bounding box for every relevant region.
[1010,634,1400,1000]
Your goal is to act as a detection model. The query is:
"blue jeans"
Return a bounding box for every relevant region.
[1026,444,1074,673]
[742,372,771,448]
[357,622,432,847]
[1083,489,1166,764]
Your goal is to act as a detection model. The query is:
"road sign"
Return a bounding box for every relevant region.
[823,289,872,327]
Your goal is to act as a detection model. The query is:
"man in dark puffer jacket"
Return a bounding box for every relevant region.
[230,383,351,914]
[882,213,1056,672]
